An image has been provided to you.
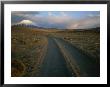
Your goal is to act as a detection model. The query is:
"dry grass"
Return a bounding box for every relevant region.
[53,30,100,61]
[11,26,100,76]
[11,26,48,77]
[11,59,25,77]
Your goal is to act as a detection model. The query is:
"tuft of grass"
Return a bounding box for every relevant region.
[11,59,26,77]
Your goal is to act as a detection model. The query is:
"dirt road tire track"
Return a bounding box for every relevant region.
[54,38,83,77]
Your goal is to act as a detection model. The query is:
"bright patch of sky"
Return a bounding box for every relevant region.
[35,11,99,18]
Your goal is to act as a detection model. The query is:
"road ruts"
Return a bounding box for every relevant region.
[55,38,100,77]
[39,37,100,77]
[39,37,73,77]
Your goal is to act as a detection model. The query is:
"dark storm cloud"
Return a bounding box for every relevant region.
[12,11,40,15]
[11,11,39,25]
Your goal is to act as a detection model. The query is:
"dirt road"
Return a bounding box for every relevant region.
[39,37,100,77]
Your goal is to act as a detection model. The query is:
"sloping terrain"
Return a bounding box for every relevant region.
[11,27,48,76]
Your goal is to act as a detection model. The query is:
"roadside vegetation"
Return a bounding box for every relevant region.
[11,26,100,77]
[11,26,48,77]
[53,29,100,62]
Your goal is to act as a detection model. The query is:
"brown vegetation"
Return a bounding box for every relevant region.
[11,26,48,77]
[11,59,25,77]
[53,30,100,62]
[11,26,100,77]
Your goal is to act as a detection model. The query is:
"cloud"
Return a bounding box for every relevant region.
[21,13,73,25]
[12,11,100,29]
[48,12,53,16]
[18,20,33,24]
[11,15,26,25]
[88,14,100,17]
[11,11,39,25]
[11,11,40,20]
[12,11,39,15]
[47,16,72,24]
[60,12,67,16]
[66,16,100,29]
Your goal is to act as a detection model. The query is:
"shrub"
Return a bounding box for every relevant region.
[11,59,25,77]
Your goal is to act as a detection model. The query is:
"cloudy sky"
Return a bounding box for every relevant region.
[11,11,100,29]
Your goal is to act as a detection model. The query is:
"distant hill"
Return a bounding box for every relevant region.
[91,27,100,31]
[12,24,44,29]
[70,27,100,32]
[12,24,100,32]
